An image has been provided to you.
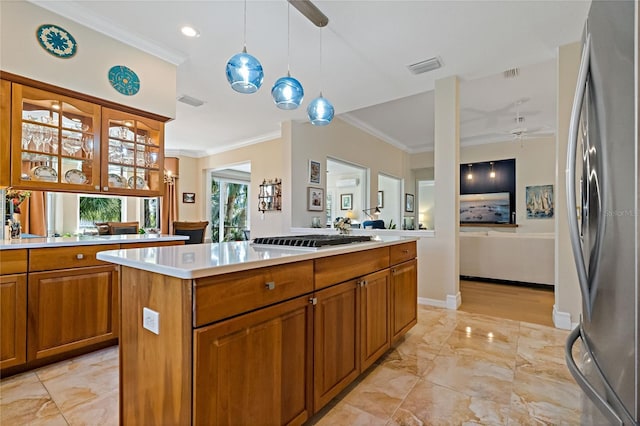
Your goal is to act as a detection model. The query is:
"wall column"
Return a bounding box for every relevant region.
[554,42,582,329]
[423,75,460,309]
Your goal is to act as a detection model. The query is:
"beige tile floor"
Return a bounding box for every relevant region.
[1,305,582,425]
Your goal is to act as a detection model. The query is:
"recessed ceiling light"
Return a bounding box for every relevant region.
[181,26,200,38]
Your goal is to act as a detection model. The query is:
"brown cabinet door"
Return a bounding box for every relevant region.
[11,83,102,192]
[391,259,418,341]
[1,79,11,187]
[0,274,27,369]
[101,107,164,196]
[194,295,313,426]
[313,280,360,411]
[27,265,119,361]
[360,269,391,371]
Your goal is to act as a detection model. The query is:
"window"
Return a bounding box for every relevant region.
[210,172,250,242]
[78,195,123,230]
[142,197,159,229]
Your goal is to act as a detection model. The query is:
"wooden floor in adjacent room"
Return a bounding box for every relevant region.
[459,279,555,327]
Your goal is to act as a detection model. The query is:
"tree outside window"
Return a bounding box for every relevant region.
[79,196,122,230]
[211,178,249,242]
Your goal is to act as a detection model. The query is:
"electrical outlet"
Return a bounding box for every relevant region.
[143,307,159,335]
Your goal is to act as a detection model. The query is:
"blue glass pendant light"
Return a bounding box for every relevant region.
[272,2,304,109]
[307,93,334,126]
[308,27,334,125]
[226,0,264,94]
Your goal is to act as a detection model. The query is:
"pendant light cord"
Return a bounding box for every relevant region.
[319,27,323,96]
[287,2,291,76]
[243,0,247,51]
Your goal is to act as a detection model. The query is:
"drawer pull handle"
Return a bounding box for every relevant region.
[265,281,275,290]
[402,249,409,254]
[76,254,84,260]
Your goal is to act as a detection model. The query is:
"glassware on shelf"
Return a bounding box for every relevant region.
[108,140,122,163]
[62,133,82,157]
[145,151,158,167]
[72,119,89,132]
[81,135,94,159]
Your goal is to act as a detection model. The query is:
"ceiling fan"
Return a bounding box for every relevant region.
[507,99,550,144]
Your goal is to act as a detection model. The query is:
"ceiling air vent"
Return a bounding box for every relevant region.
[503,68,519,78]
[407,56,443,75]
[177,94,205,107]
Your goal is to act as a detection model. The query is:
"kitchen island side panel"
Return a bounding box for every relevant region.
[119,267,192,426]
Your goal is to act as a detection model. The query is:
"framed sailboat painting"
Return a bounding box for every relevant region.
[526,184,554,219]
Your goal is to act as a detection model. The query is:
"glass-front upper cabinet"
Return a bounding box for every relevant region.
[10,84,101,191]
[101,108,163,196]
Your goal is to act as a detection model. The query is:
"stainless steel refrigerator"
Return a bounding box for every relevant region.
[564,1,639,425]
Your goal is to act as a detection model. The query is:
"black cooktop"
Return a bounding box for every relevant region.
[252,234,372,248]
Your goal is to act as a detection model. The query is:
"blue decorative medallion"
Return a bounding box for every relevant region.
[36,24,77,58]
[108,65,141,96]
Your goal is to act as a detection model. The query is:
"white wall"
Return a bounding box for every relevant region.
[424,76,460,306]
[174,156,200,221]
[195,137,289,240]
[554,41,582,328]
[0,1,176,118]
[377,173,401,229]
[290,118,411,228]
[461,136,556,233]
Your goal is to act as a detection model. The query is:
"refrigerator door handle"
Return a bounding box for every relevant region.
[566,34,593,321]
[565,326,624,425]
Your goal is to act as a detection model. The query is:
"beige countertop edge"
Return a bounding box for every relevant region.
[0,234,188,250]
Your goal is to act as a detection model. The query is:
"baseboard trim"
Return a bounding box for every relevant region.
[553,304,573,330]
[418,293,462,310]
[418,297,446,308]
[460,275,554,291]
[446,292,462,310]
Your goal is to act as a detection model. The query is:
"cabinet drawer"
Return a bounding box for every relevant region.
[194,261,314,327]
[314,247,389,290]
[29,245,113,272]
[0,249,27,275]
[389,242,416,265]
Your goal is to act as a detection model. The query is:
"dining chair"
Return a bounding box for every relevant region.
[173,221,209,244]
[362,220,385,229]
[107,221,139,235]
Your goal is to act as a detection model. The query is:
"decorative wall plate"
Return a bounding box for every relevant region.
[36,24,77,58]
[108,65,141,96]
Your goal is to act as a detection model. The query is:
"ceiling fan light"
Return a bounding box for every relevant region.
[307,95,334,126]
[225,50,264,94]
[271,76,304,109]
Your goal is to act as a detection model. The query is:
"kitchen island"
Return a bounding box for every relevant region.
[97,236,418,425]
[0,234,187,375]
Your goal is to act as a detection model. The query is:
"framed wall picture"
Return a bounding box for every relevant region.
[183,192,196,203]
[377,191,384,208]
[526,184,554,219]
[340,193,353,210]
[307,187,324,211]
[308,160,321,184]
[405,193,414,212]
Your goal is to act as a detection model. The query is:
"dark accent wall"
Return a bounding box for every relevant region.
[460,159,516,222]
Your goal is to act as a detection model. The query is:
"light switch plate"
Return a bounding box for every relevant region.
[143,307,159,335]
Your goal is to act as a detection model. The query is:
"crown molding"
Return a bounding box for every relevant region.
[29,0,187,65]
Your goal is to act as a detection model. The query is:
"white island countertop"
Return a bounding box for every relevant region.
[96,235,417,279]
[0,233,188,250]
